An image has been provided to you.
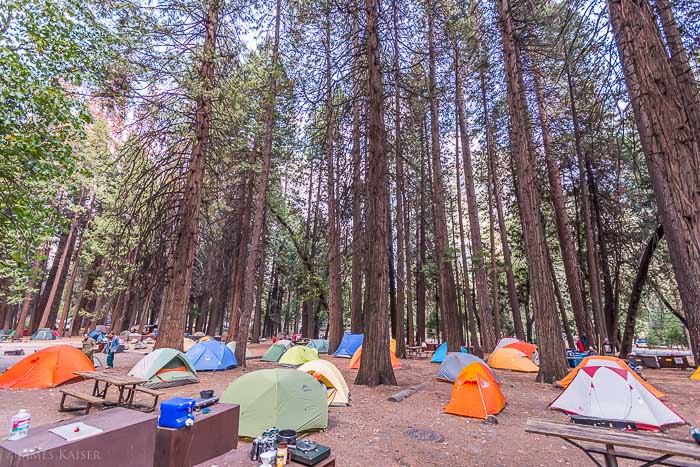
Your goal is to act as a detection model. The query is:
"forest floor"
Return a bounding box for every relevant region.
[1,339,698,466]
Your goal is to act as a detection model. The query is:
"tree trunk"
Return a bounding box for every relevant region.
[427,0,463,352]
[565,62,606,343]
[392,0,406,358]
[324,5,344,355]
[58,235,84,337]
[530,61,592,341]
[620,224,664,357]
[455,45,493,352]
[607,0,700,362]
[156,0,219,351]
[415,115,427,346]
[355,0,397,387]
[496,0,568,382]
[15,252,43,338]
[234,0,281,365]
[39,217,77,329]
[403,188,415,347]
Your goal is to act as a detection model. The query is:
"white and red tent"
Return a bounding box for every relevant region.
[550,365,685,431]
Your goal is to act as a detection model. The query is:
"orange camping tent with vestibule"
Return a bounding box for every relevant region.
[444,362,506,419]
[0,345,94,389]
[348,339,402,369]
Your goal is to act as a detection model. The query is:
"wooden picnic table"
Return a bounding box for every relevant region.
[526,418,700,466]
[74,371,149,406]
[406,346,425,359]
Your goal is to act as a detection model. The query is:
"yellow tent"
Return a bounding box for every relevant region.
[183,337,196,352]
[558,355,664,398]
[487,348,539,373]
[349,339,402,369]
[279,346,319,366]
[298,359,351,406]
[691,367,700,381]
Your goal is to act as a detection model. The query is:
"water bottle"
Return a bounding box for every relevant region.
[8,409,31,440]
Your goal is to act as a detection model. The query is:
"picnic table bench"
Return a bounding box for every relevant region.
[59,388,104,414]
[70,371,161,412]
[526,418,700,466]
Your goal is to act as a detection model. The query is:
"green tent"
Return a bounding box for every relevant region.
[226,341,254,360]
[127,348,198,388]
[307,339,329,353]
[261,343,287,362]
[279,346,319,366]
[221,369,328,438]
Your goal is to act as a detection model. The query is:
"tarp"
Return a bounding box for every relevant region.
[225,341,255,360]
[298,359,350,406]
[349,339,401,369]
[307,339,329,354]
[31,328,56,341]
[444,362,505,419]
[184,341,237,371]
[279,346,319,366]
[487,348,539,372]
[436,353,493,382]
[550,366,684,431]
[334,333,364,358]
[0,345,94,389]
[431,342,468,363]
[128,348,198,389]
[556,355,663,398]
[261,343,287,362]
[221,369,328,438]
[88,329,104,341]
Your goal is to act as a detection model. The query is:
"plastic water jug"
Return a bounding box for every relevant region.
[8,409,31,440]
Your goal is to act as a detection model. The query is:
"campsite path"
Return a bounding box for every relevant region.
[0,340,698,466]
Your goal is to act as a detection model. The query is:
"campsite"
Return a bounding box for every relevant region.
[1,0,700,464]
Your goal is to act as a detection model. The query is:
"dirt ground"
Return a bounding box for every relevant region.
[1,339,698,466]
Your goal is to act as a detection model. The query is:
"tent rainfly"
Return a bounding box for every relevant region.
[298,359,351,406]
[128,348,198,388]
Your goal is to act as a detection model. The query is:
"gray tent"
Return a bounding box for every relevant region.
[436,353,489,382]
[307,339,329,354]
[31,328,57,341]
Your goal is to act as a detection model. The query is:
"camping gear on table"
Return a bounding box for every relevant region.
[159,397,196,429]
[444,362,505,419]
[128,348,199,388]
[556,355,663,398]
[550,365,685,431]
[333,333,363,358]
[0,345,94,389]
[430,342,468,363]
[221,369,328,438]
[307,339,329,354]
[276,429,297,445]
[297,359,350,406]
[349,339,401,369]
[290,440,332,466]
[279,346,319,366]
[487,347,539,372]
[185,340,237,371]
[436,353,494,383]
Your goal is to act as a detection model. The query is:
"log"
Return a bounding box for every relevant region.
[387,383,430,402]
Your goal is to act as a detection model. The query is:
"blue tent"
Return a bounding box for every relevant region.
[185,341,237,371]
[88,329,105,341]
[430,342,468,363]
[333,333,364,358]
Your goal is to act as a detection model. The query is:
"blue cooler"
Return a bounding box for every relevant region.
[158,397,196,429]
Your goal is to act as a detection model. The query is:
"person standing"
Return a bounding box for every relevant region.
[106,333,120,368]
[81,334,96,362]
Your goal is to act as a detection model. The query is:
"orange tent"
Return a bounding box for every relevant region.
[349,339,402,369]
[504,341,538,359]
[0,345,94,389]
[444,362,505,419]
[556,355,664,398]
